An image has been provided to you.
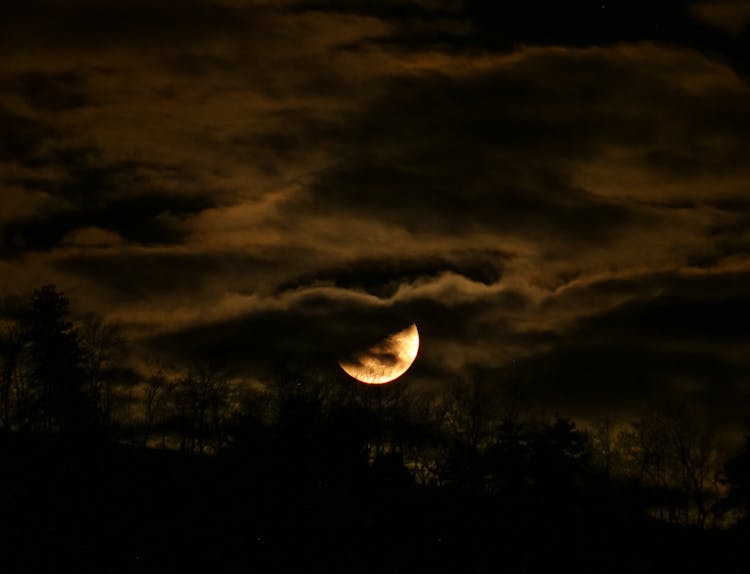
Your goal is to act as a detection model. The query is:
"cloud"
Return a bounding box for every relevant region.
[276,250,508,298]
[295,43,750,281]
[54,248,306,300]
[691,0,750,35]
[61,227,125,248]
[1,0,749,434]
[487,267,750,423]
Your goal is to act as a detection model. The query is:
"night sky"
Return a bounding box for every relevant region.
[2,1,750,437]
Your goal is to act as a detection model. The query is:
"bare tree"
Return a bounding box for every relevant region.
[660,405,721,527]
[0,322,24,429]
[142,363,171,448]
[590,416,628,480]
[399,392,444,486]
[443,378,493,450]
[79,316,123,424]
[173,363,233,454]
[617,405,722,527]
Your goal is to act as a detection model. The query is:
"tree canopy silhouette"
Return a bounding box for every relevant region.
[0,285,101,435]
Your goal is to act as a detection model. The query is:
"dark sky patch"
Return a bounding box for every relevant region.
[463,0,750,75]
[0,106,48,161]
[10,71,90,112]
[1,193,215,258]
[0,1,262,54]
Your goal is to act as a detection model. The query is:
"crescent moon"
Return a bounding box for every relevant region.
[338,323,420,385]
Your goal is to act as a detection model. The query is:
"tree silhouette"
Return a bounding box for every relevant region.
[141,361,171,448]
[443,378,493,450]
[172,363,233,454]
[22,285,95,434]
[530,416,592,496]
[79,316,123,426]
[0,322,23,429]
[601,404,726,527]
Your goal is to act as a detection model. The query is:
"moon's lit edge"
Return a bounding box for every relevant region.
[338,323,420,385]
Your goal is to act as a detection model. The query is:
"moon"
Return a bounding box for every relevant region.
[338,323,420,385]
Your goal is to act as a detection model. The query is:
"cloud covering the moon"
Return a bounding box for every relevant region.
[339,323,420,384]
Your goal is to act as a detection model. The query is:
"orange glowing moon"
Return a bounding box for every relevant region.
[338,323,420,385]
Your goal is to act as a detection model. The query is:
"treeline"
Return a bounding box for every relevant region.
[2,285,750,536]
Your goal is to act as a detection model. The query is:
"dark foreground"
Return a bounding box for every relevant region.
[1,435,747,574]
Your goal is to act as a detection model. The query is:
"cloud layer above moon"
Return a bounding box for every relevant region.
[2,1,750,431]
